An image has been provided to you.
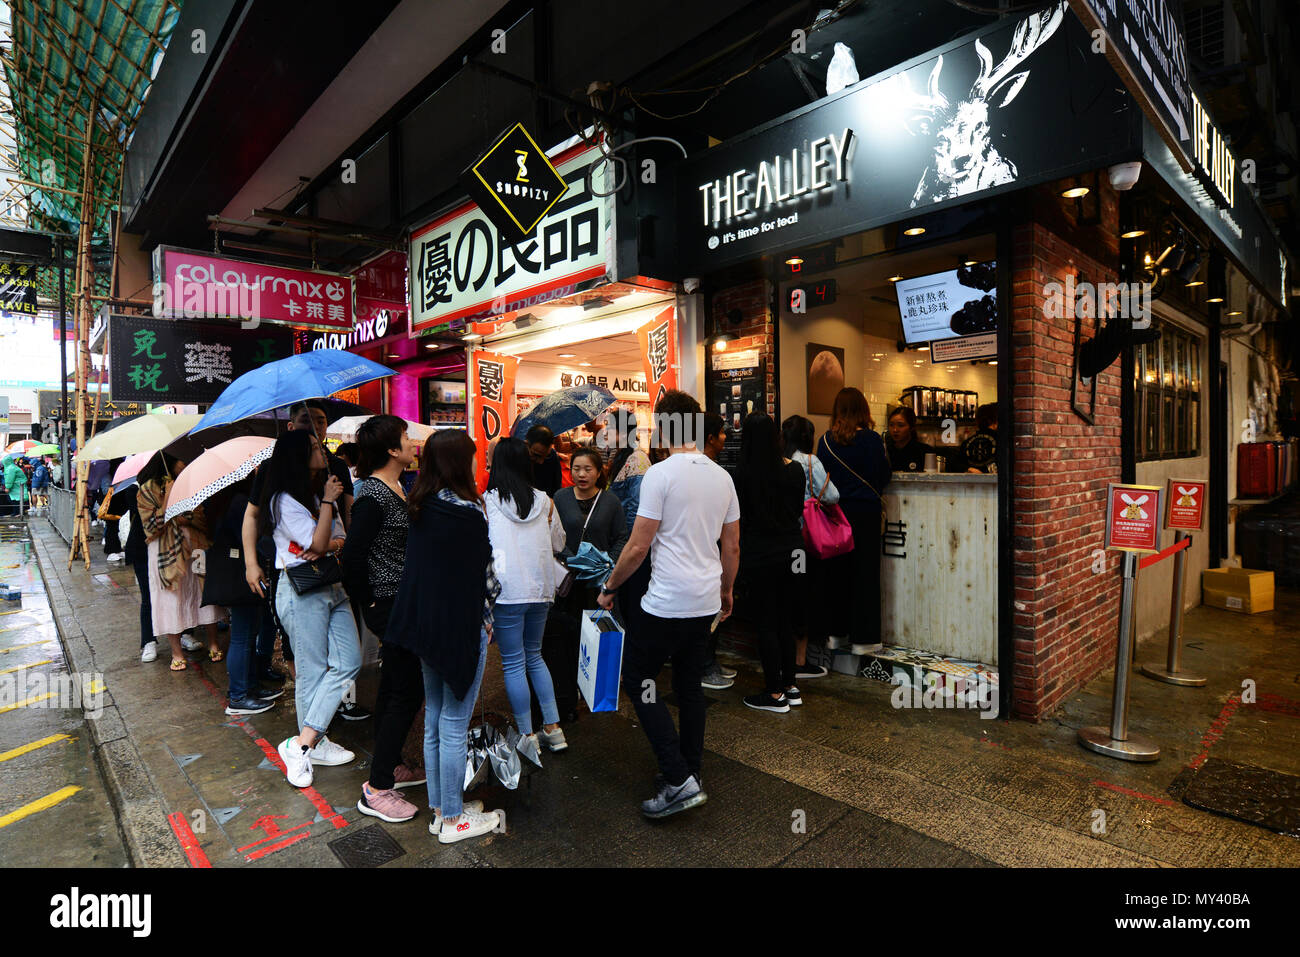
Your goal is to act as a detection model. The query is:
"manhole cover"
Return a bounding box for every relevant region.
[328,824,406,868]
[1181,759,1300,837]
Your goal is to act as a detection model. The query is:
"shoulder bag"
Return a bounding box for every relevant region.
[554,491,601,599]
[801,468,855,560]
[822,436,889,535]
[284,553,344,595]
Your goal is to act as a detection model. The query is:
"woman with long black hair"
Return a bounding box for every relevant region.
[259,429,359,790]
[782,414,838,679]
[734,413,807,712]
[387,430,504,844]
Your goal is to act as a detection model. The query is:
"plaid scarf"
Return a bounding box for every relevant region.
[137,476,210,590]
[437,487,501,630]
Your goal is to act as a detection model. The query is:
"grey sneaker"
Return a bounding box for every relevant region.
[641,774,707,819]
[717,663,737,678]
[539,726,568,752]
[701,666,734,690]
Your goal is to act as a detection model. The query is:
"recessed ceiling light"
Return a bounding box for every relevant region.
[785,255,804,266]
[462,332,483,341]
[1206,296,1223,303]
[558,353,576,358]
[963,260,978,266]
[1121,229,1146,239]
[903,226,925,236]
[578,361,593,366]
[988,360,998,366]
[918,345,930,351]
[388,353,400,359]
[888,275,904,282]
[1061,186,1089,198]
[1227,310,1242,316]
[1185,279,1204,287]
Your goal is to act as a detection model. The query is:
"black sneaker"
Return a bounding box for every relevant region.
[785,687,803,706]
[743,692,790,713]
[338,702,371,721]
[794,663,828,679]
[258,667,286,686]
[225,694,275,716]
[256,684,284,701]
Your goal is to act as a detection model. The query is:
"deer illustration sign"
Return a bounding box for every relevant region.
[1164,478,1207,532]
[1105,483,1163,553]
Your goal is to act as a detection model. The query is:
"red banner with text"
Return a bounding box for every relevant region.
[636,307,677,411]
[469,349,519,491]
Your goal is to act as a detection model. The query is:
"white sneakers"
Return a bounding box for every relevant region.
[438,808,502,844]
[306,735,355,766]
[140,640,158,663]
[179,634,204,652]
[429,800,484,835]
[278,738,314,788]
[106,552,125,563]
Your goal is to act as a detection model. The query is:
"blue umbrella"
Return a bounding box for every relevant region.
[188,350,394,434]
[510,385,616,440]
[565,541,614,582]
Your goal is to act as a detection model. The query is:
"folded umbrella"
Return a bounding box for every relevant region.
[510,385,616,440]
[189,350,394,434]
[164,436,276,521]
[486,723,523,789]
[565,541,614,582]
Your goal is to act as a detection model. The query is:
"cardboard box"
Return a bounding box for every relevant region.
[1202,567,1274,614]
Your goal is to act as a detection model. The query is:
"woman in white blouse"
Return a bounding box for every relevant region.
[782,415,839,679]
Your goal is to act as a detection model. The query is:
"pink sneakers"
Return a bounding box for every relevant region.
[357,782,418,823]
[392,763,426,789]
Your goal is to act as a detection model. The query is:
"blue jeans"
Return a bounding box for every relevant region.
[422,630,489,818]
[228,603,274,700]
[493,601,559,735]
[275,581,360,734]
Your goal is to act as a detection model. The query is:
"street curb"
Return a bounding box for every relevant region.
[29,519,188,868]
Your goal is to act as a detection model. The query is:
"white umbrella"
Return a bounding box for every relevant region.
[327,415,434,443]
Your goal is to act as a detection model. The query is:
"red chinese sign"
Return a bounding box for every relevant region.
[636,307,678,410]
[1164,478,1207,531]
[468,350,519,491]
[1104,483,1162,552]
[153,247,355,331]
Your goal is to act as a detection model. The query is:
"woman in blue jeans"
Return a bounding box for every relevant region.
[256,430,360,790]
[387,430,503,844]
[483,438,569,757]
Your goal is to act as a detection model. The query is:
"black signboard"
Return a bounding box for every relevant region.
[1069,0,1193,173]
[0,261,39,315]
[677,4,1134,274]
[37,389,139,424]
[707,356,766,473]
[109,315,293,403]
[460,122,570,244]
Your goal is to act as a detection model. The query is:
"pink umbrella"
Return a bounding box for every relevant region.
[114,451,156,485]
[164,436,275,521]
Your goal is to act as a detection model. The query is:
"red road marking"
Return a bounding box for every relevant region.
[1189,694,1242,770]
[237,814,312,853]
[1248,693,1300,719]
[248,735,348,830]
[168,811,213,868]
[1138,536,1191,570]
[1091,780,1177,807]
[244,831,312,861]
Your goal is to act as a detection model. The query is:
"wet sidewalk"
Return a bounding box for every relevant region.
[24,516,1300,868]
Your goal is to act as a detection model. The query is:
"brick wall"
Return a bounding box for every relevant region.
[710,279,775,417]
[1010,191,1125,720]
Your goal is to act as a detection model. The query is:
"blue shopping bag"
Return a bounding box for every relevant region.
[577,609,624,712]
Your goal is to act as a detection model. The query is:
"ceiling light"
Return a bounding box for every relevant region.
[963,260,978,266]
[714,339,728,352]
[903,227,925,236]
[462,333,483,342]
[918,345,929,351]
[785,255,804,266]
[424,343,437,349]
[558,353,576,358]
[988,360,998,366]
[1227,310,1242,316]
[1061,186,1089,198]
[1121,229,1146,239]
[388,353,400,359]
[1206,295,1224,303]
[1185,279,1204,287]
[578,361,593,366]
[888,275,903,282]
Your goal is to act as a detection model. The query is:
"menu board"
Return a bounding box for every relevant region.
[895,261,997,344]
[707,353,765,472]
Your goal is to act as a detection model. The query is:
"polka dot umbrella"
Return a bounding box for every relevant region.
[163,436,276,521]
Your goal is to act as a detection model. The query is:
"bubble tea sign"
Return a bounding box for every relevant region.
[1104,483,1162,552]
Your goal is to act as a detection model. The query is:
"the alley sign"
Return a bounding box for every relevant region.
[1104,482,1163,553]
[410,142,614,337]
[109,315,293,403]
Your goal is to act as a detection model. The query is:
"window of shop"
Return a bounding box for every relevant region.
[1134,319,1202,461]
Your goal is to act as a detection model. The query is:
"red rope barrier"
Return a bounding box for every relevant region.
[1138,535,1191,570]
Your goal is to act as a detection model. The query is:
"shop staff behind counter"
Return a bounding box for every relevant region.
[886,407,932,473]
[947,403,998,474]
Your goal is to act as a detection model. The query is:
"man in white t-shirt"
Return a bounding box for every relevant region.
[597,390,740,819]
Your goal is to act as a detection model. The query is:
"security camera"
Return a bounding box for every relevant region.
[683,277,700,294]
[1108,162,1142,191]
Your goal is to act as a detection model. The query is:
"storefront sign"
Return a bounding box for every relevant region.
[896,262,998,343]
[467,349,519,489]
[352,251,408,309]
[38,389,143,424]
[711,348,762,371]
[1068,0,1193,173]
[930,333,997,363]
[678,4,1131,273]
[299,306,406,352]
[516,364,647,400]
[1104,483,1163,553]
[0,261,39,315]
[108,315,293,403]
[636,308,677,409]
[152,247,355,331]
[410,142,614,336]
[462,122,570,243]
[1164,478,1206,532]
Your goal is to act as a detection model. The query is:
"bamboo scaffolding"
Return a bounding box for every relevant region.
[68,96,95,570]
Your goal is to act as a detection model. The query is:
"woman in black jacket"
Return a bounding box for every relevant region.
[544,447,628,723]
[735,413,807,714]
[386,429,504,844]
[120,484,157,663]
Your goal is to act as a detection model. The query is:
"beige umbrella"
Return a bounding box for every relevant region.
[326,414,434,443]
[78,413,204,461]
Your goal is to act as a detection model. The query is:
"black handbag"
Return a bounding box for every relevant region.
[554,491,600,599]
[284,554,344,595]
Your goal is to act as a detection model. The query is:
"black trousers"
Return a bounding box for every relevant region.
[621,611,712,786]
[536,595,582,726]
[130,550,153,648]
[747,561,797,693]
[825,509,883,645]
[364,598,423,790]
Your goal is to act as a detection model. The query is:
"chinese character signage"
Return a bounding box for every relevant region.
[461,122,571,243]
[467,349,518,491]
[894,263,997,344]
[153,247,355,331]
[109,315,294,404]
[1164,478,1207,532]
[0,261,39,315]
[1104,483,1163,553]
[636,308,677,410]
[410,142,613,336]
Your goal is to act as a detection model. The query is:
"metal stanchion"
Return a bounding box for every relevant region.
[1078,551,1160,761]
[1140,530,1207,686]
